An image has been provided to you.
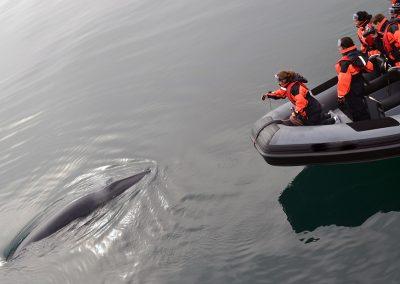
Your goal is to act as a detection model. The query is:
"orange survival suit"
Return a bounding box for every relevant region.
[335,45,373,121]
[374,16,390,57]
[383,16,400,67]
[357,22,380,56]
[266,75,322,125]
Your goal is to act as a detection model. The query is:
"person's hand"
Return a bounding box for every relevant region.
[290,111,304,126]
[291,111,303,120]
[362,26,376,37]
[261,92,273,101]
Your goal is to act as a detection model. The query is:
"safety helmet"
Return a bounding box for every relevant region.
[353,11,370,22]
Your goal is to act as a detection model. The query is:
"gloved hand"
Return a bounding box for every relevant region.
[291,111,303,120]
[289,111,304,126]
[261,92,273,101]
[338,96,345,106]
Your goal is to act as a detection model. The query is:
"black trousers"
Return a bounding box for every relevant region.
[303,97,323,125]
[344,94,371,122]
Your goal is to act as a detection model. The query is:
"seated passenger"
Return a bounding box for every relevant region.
[353,11,380,57]
[336,37,373,122]
[371,13,390,57]
[382,4,400,67]
[261,71,324,126]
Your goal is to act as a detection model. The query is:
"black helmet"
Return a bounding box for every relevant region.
[338,37,355,49]
[353,11,371,22]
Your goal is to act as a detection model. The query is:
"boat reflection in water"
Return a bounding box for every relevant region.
[279,157,400,242]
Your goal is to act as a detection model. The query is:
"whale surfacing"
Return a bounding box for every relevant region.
[6,169,150,260]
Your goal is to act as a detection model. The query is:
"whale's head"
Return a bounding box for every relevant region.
[104,169,151,199]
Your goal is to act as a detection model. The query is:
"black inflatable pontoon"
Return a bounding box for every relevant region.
[251,68,400,166]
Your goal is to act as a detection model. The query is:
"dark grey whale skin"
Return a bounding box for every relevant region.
[6,169,150,260]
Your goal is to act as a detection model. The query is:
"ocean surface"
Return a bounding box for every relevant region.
[0,1,397,283]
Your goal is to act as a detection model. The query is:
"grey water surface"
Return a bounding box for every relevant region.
[0,0,397,283]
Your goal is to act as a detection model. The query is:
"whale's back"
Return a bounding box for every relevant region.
[6,170,150,260]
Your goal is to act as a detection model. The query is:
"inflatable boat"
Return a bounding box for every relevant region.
[251,68,400,166]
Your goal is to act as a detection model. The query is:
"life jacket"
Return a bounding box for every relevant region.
[383,18,400,61]
[377,18,389,36]
[357,23,379,55]
[371,18,390,57]
[335,46,372,97]
[335,46,373,74]
[285,81,307,106]
[284,80,320,119]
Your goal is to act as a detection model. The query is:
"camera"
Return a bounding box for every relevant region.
[362,26,376,37]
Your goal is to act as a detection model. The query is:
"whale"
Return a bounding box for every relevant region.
[5,169,150,260]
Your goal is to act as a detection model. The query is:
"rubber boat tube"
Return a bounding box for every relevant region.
[251,68,400,166]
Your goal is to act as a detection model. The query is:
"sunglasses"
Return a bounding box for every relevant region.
[389,7,397,15]
[274,74,284,82]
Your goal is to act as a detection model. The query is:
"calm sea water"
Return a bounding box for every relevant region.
[0,1,397,283]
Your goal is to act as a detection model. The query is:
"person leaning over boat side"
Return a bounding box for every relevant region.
[261,71,323,126]
[336,37,373,122]
[353,11,380,57]
[382,4,400,67]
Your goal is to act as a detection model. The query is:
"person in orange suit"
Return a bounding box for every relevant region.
[261,71,323,126]
[336,37,373,121]
[370,14,390,57]
[381,4,400,67]
[353,11,380,57]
